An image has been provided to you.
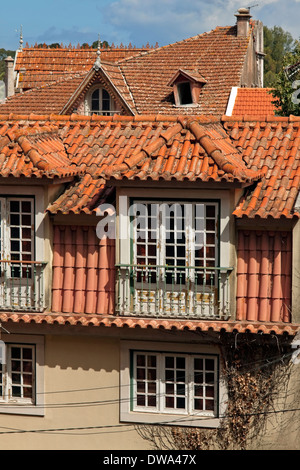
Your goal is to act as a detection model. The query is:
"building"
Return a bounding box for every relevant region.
[0,8,298,451]
[0,112,298,450]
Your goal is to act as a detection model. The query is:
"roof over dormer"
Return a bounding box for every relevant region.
[61,61,136,115]
[167,69,207,87]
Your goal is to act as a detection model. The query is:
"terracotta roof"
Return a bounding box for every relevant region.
[0,312,298,336]
[223,115,300,219]
[0,120,81,178]
[0,74,86,115]
[226,87,278,117]
[0,62,136,116]
[1,114,300,221]
[61,62,136,115]
[117,26,251,116]
[41,114,261,214]
[15,47,150,89]
[6,25,251,117]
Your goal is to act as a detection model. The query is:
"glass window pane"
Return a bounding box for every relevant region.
[21,201,32,213]
[10,201,19,212]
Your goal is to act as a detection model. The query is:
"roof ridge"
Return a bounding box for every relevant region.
[116,25,234,65]
[183,116,261,182]
[0,113,222,123]
[222,114,300,123]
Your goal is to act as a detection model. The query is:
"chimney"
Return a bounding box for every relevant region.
[235,7,252,37]
[4,56,15,98]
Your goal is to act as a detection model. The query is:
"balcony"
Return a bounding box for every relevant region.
[0,260,47,312]
[116,264,233,320]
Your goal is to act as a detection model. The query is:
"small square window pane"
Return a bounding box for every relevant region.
[23,348,32,360]
[165,356,174,368]
[147,355,156,367]
[22,214,31,226]
[176,397,185,409]
[148,382,156,394]
[205,399,215,411]
[176,357,185,369]
[11,348,21,359]
[195,398,203,410]
[12,373,21,384]
[12,386,21,397]
[10,214,20,225]
[23,374,32,386]
[147,395,156,407]
[206,359,215,371]
[10,201,19,212]
[165,396,174,408]
[21,201,32,213]
[137,395,145,406]
[136,355,145,367]
[23,387,32,398]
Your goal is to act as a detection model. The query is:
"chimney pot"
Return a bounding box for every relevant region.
[235,7,252,37]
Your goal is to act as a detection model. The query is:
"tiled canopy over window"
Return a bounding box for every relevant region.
[51,225,115,315]
[236,230,292,323]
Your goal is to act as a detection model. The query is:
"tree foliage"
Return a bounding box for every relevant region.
[264,25,295,87]
[0,48,16,81]
[269,41,300,116]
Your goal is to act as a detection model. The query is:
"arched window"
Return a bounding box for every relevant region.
[89,88,114,116]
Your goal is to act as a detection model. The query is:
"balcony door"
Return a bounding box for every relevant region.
[0,197,38,311]
[129,200,219,317]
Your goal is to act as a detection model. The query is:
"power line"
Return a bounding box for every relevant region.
[0,406,300,436]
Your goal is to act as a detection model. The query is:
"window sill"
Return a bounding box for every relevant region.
[120,409,221,428]
[0,403,44,416]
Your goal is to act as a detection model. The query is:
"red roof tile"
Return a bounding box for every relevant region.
[5,25,252,117]
[227,87,278,117]
[0,311,298,336]
[1,113,299,221]
[117,26,251,116]
[42,114,260,214]
[223,116,300,219]
[0,120,82,179]
[15,46,150,89]
[0,74,86,115]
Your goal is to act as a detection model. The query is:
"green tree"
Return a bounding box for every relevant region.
[0,48,16,81]
[269,41,300,116]
[91,40,109,49]
[264,26,295,87]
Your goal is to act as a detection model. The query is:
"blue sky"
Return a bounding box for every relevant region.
[0,0,300,50]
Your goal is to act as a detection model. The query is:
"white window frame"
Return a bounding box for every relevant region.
[0,187,47,312]
[0,334,44,416]
[120,340,228,428]
[118,188,230,272]
[131,200,219,271]
[85,84,115,116]
[0,196,35,264]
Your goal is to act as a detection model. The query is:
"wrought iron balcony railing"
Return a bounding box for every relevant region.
[116,264,233,320]
[0,260,47,312]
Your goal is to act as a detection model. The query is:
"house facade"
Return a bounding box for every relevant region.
[0,112,298,450]
[0,8,299,451]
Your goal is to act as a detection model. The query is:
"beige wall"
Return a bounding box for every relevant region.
[0,329,299,450]
[0,334,148,450]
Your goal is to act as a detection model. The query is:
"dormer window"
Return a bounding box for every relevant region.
[91,88,111,115]
[86,86,115,116]
[168,69,206,107]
